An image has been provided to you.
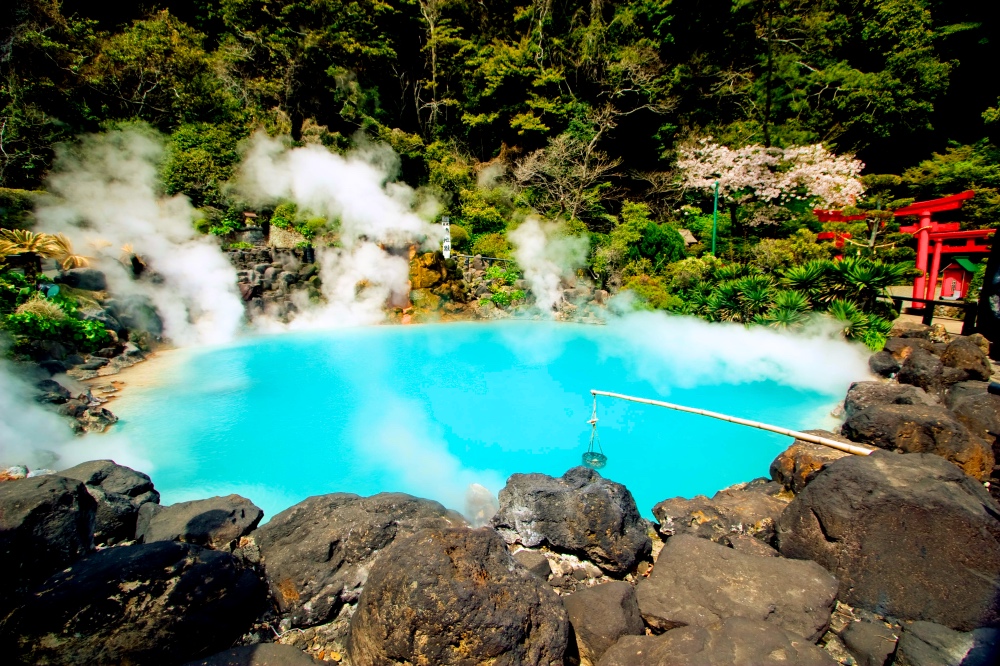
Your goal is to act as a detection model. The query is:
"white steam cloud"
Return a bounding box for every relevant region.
[236,134,444,328]
[509,217,589,313]
[36,129,245,346]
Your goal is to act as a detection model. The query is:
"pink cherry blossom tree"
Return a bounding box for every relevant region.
[677,138,865,228]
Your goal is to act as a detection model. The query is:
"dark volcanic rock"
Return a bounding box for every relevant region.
[56,267,107,291]
[1,541,266,666]
[869,350,901,377]
[841,403,994,480]
[0,475,95,597]
[348,527,568,666]
[894,621,1000,666]
[635,535,837,641]
[136,494,262,551]
[890,322,932,339]
[940,337,993,383]
[769,431,852,494]
[777,451,1000,631]
[596,617,837,666]
[885,336,937,357]
[947,381,1000,449]
[652,478,789,543]
[255,492,466,627]
[563,581,643,665]
[183,644,320,665]
[722,532,780,556]
[841,620,898,666]
[844,381,937,417]
[35,378,71,404]
[897,348,944,393]
[59,459,159,544]
[514,548,552,579]
[492,467,651,575]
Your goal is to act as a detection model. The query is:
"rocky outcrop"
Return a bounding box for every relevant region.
[491,467,651,575]
[893,621,1000,666]
[841,403,994,480]
[652,478,790,544]
[58,459,159,545]
[563,582,644,666]
[183,644,321,666]
[255,492,466,627]
[635,535,838,641]
[844,381,938,417]
[596,617,837,666]
[514,548,552,579]
[348,527,568,666]
[0,475,95,598]
[769,433,851,494]
[136,494,262,551]
[1,541,267,666]
[777,451,1000,631]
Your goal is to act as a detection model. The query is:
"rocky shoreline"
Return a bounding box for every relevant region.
[3,319,1000,665]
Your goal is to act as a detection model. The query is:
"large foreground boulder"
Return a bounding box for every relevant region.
[491,467,651,575]
[893,621,1000,666]
[635,534,838,641]
[777,451,1000,630]
[0,475,95,597]
[58,459,159,544]
[255,492,466,627]
[652,479,789,543]
[596,617,837,666]
[842,403,994,480]
[769,432,851,494]
[896,348,944,394]
[136,494,262,551]
[348,527,568,666]
[563,582,644,665]
[0,541,267,665]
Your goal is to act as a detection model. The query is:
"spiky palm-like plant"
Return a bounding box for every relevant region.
[829,257,909,312]
[0,229,60,282]
[782,260,830,305]
[48,234,92,270]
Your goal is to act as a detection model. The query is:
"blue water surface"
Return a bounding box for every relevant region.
[112,321,844,521]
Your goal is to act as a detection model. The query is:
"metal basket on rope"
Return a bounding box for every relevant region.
[583,396,607,469]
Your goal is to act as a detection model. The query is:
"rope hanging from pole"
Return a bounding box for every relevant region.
[582,394,608,469]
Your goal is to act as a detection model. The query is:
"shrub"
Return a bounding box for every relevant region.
[449,224,471,251]
[623,275,682,310]
[270,202,297,229]
[4,312,112,352]
[490,291,513,308]
[471,233,511,258]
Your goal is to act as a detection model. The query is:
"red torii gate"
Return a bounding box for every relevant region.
[815,191,993,310]
[893,191,989,309]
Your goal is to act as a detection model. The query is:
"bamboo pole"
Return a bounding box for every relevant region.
[590,390,874,456]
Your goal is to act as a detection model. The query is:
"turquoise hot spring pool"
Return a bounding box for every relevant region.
[104,318,866,521]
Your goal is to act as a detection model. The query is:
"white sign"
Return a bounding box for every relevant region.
[442,215,451,259]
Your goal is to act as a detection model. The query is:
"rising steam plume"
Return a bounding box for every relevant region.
[235,134,444,328]
[36,129,245,346]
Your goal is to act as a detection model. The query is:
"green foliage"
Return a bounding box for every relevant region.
[902,142,1000,228]
[490,291,512,308]
[0,189,43,229]
[449,224,471,251]
[623,275,682,310]
[3,311,112,353]
[225,241,255,250]
[484,264,519,286]
[749,230,830,272]
[470,233,511,258]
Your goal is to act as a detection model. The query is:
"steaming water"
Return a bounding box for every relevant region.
[105,321,852,521]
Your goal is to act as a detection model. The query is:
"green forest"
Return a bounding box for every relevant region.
[3,0,1000,348]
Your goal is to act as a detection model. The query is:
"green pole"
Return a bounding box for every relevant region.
[711,180,719,256]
